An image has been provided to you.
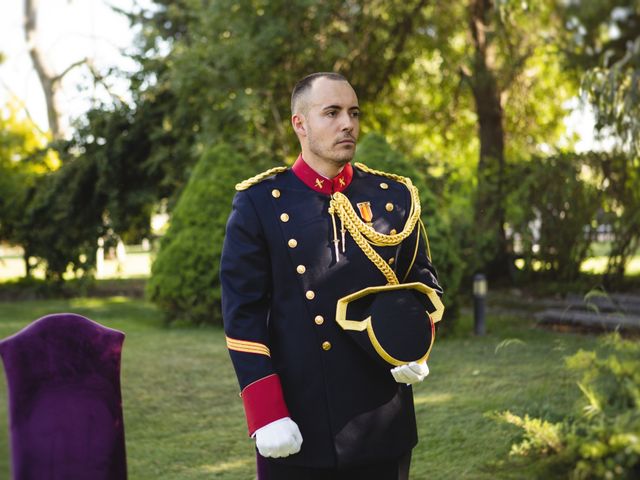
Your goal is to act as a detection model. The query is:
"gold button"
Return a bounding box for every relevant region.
[380,183,389,190]
[388,257,395,265]
[272,189,281,198]
[296,265,306,274]
[385,203,394,212]
[288,239,297,248]
[322,341,332,351]
[280,213,290,222]
[390,229,397,235]
[306,290,315,300]
[314,315,324,325]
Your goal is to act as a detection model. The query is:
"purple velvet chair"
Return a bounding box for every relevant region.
[0,313,127,480]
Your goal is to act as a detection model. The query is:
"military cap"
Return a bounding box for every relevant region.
[335,282,444,368]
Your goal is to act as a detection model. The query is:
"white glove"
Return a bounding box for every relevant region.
[254,417,303,458]
[390,361,430,385]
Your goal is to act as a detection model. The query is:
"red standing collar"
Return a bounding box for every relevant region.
[291,154,353,194]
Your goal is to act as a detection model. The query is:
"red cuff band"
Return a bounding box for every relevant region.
[241,374,290,436]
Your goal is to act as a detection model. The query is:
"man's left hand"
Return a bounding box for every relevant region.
[390,361,429,385]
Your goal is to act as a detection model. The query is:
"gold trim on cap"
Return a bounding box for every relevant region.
[334,282,444,366]
[390,229,397,235]
[336,282,444,323]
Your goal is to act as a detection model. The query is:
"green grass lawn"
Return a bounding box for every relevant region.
[0,297,600,479]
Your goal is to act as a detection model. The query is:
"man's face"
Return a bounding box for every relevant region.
[299,78,360,167]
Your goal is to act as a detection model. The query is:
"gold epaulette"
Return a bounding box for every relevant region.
[353,162,411,186]
[235,166,289,191]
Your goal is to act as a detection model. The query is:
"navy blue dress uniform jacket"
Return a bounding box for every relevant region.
[220,157,442,469]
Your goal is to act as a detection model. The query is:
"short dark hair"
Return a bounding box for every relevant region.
[291,72,348,115]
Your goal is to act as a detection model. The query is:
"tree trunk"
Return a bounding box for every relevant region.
[24,0,63,139]
[23,249,32,279]
[468,0,509,279]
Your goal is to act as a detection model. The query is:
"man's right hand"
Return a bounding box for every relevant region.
[390,361,430,385]
[254,417,303,458]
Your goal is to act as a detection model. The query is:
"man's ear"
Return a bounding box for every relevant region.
[292,113,306,137]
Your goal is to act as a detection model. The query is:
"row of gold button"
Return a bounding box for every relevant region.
[274,188,330,351]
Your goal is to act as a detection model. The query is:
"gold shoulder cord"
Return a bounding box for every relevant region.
[235,166,288,191]
[329,163,423,285]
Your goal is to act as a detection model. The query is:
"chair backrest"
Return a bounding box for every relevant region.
[0,313,127,480]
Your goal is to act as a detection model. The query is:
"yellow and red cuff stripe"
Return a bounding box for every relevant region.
[226,336,271,357]
[241,374,290,435]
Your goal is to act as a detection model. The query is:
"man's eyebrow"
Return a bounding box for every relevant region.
[321,105,360,111]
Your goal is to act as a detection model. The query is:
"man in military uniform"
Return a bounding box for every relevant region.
[220,72,442,479]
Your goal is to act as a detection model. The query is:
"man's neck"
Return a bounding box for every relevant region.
[300,149,346,179]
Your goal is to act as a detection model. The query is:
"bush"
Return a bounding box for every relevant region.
[497,333,640,479]
[355,133,464,324]
[147,143,251,325]
[506,153,602,281]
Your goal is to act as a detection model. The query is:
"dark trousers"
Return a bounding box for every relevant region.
[257,451,412,480]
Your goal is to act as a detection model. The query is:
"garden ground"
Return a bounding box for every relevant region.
[0,295,604,479]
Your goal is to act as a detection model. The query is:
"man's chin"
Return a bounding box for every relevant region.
[333,149,356,164]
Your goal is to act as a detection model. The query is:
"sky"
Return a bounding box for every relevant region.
[0,0,609,152]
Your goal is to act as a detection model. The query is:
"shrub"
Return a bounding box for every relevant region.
[506,153,602,281]
[497,333,640,479]
[147,143,251,325]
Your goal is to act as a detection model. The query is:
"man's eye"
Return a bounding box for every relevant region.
[326,111,336,117]
[351,111,361,118]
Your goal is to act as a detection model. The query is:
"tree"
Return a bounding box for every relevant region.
[464,0,510,278]
[507,153,602,280]
[560,0,640,281]
[16,155,106,281]
[63,0,583,297]
[363,1,576,280]
[458,0,574,278]
[560,0,640,153]
[113,0,452,199]
[0,101,59,277]
[70,102,165,243]
[586,150,640,284]
[119,0,577,278]
[23,0,90,140]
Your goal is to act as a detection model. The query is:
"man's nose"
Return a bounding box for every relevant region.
[340,112,356,131]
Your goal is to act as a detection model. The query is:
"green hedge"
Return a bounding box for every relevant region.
[147,143,249,325]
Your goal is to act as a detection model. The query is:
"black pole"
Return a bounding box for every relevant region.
[473,273,487,335]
